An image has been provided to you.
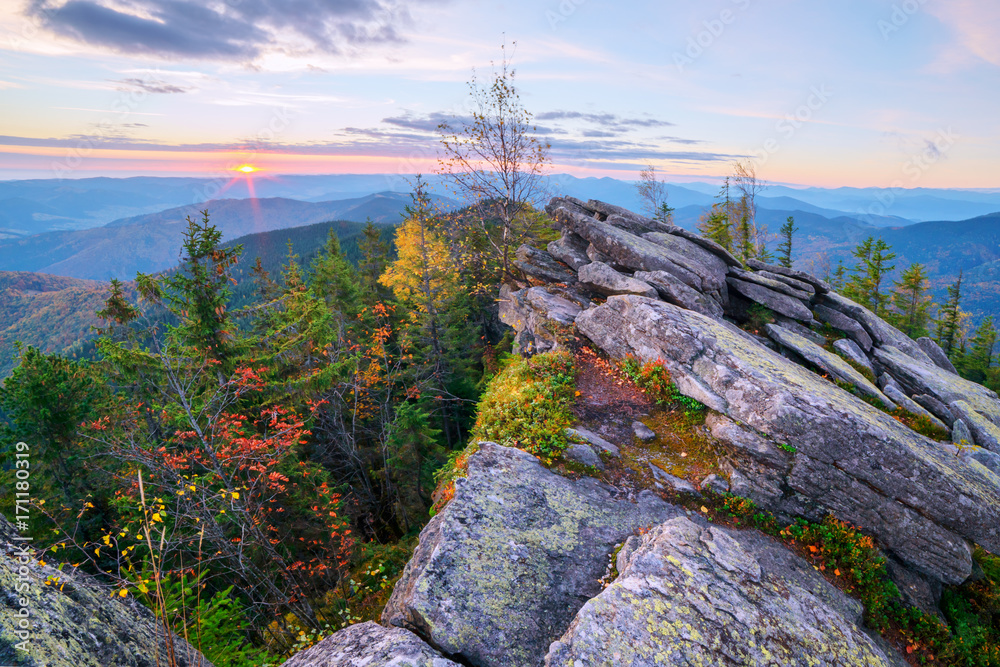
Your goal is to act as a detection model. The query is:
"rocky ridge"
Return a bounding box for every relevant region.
[283,196,1000,666]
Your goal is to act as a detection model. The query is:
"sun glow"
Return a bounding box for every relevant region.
[235,164,258,173]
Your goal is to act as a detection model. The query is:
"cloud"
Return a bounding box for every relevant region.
[535,110,675,131]
[113,77,190,94]
[25,0,431,61]
[926,1,1000,67]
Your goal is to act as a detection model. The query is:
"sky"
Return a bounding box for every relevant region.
[0,0,998,188]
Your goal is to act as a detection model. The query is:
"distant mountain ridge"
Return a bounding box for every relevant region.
[2,173,998,236]
[0,193,447,281]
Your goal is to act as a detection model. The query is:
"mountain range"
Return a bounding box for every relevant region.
[3,173,1000,238]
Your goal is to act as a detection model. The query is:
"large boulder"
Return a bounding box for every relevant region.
[727,276,814,322]
[546,232,590,271]
[576,295,1000,585]
[632,270,724,319]
[514,245,576,285]
[281,622,460,667]
[546,517,903,667]
[0,515,212,667]
[918,337,959,375]
[382,443,680,667]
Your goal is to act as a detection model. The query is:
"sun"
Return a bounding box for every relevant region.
[235,164,258,174]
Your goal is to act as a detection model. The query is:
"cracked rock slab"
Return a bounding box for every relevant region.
[280,622,460,667]
[382,443,680,667]
[545,517,902,667]
[576,295,1000,585]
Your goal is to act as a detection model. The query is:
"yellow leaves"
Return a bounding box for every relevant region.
[231,491,240,500]
[94,547,100,557]
[137,582,149,594]
[177,490,185,496]
[118,589,128,598]
[102,534,111,546]
[151,513,163,523]
[700,506,709,514]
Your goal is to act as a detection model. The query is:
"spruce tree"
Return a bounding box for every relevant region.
[935,272,964,357]
[698,178,733,251]
[311,229,361,326]
[777,216,797,269]
[358,219,391,300]
[957,317,997,384]
[889,263,933,339]
[844,236,896,315]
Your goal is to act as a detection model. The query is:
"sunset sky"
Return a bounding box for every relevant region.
[1,0,998,188]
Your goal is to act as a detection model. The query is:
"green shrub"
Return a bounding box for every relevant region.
[619,356,705,415]
[472,350,577,458]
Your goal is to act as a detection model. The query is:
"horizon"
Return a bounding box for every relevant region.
[1,1,998,188]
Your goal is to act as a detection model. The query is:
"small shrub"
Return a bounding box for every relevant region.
[471,350,577,459]
[892,409,950,442]
[619,356,706,415]
[746,304,775,332]
[778,443,797,454]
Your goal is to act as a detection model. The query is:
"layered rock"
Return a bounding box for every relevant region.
[0,515,212,667]
[382,443,679,667]
[576,295,1000,585]
[281,622,459,667]
[546,517,904,667]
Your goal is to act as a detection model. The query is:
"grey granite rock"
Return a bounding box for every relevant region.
[727,276,814,321]
[730,267,814,301]
[0,515,212,667]
[914,394,957,427]
[814,304,874,352]
[873,345,1000,444]
[563,443,604,470]
[546,232,591,271]
[514,245,577,284]
[576,295,1000,585]
[648,465,698,494]
[701,473,730,494]
[545,517,901,667]
[775,317,829,346]
[641,231,729,294]
[758,270,817,296]
[949,400,1000,453]
[632,270,724,318]
[280,622,460,667]
[668,226,744,268]
[552,207,705,291]
[765,323,895,410]
[823,292,934,365]
[833,338,875,375]
[747,258,832,293]
[918,337,959,375]
[566,427,620,457]
[578,261,657,298]
[883,385,948,431]
[382,443,679,667]
[499,285,586,355]
[953,419,974,446]
[631,421,656,441]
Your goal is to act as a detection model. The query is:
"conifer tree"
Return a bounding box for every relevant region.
[777,216,798,269]
[358,219,391,300]
[957,316,996,384]
[889,263,933,339]
[844,236,896,315]
[311,229,361,326]
[698,178,734,251]
[828,260,847,292]
[935,272,964,357]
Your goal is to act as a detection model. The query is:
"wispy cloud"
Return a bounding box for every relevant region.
[113,77,190,94]
[25,0,440,61]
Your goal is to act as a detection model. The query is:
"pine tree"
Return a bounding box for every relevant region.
[957,317,997,384]
[698,178,733,251]
[935,272,964,357]
[889,263,933,339]
[844,236,896,315]
[777,216,798,269]
[828,260,847,292]
[311,229,361,325]
[358,219,391,300]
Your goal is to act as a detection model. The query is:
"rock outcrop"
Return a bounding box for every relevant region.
[281,622,460,667]
[500,196,1000,588]
[0,515,212,667]
[546,517,904,667]
[382,443,680,666]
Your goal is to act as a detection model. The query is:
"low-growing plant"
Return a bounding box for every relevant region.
[746,304,776,333]
[471,350,577,458]
[778,443,798,454]
[619,356,706,415]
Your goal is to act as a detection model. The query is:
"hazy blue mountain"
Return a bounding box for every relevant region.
[0,193,442,281]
